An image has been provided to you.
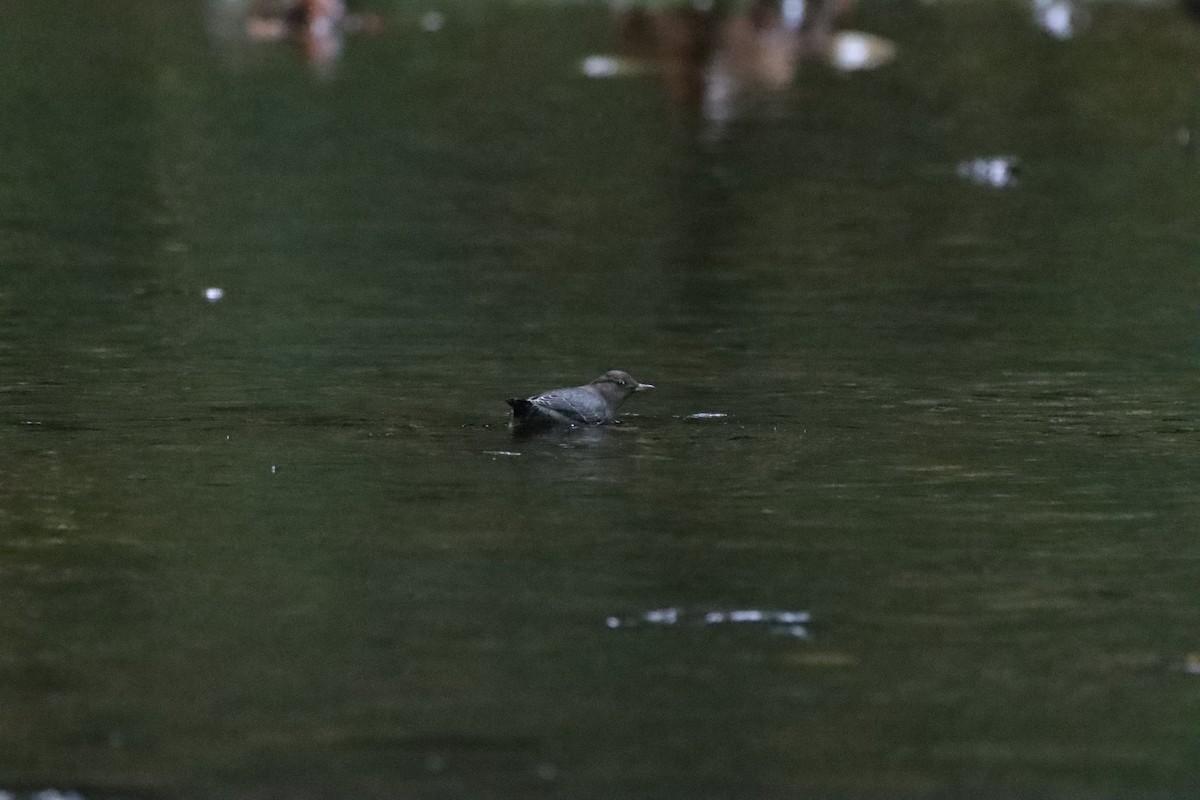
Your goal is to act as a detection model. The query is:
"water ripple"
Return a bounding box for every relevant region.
[606,607,811,638]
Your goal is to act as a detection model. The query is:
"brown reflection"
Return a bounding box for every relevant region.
[616,0,834,123]
[241,0,384,78]
[610,0,893,135]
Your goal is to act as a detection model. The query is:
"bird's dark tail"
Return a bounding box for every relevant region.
[507,398,535,420]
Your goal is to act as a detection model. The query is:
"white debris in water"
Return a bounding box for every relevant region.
[833,36,869,70]
[580,54,653,79]
[685,412,729,421]
[957,156,1019,189]
[204,287,225,302]
[484,450,522,457]
[581,55,620,78]
[1039,4,1072,37]
[1032,0,1086,39]
[827,31,897,73]
[420,11,444,32]
[643,607,680,625]
[607,607,811,637]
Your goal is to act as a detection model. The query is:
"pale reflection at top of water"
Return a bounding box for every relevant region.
[208,0,385,77]
[608,0,896,139]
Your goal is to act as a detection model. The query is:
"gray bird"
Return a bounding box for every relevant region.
[507,370,655,429]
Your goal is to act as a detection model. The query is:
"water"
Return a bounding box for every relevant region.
[2,1,1199,797]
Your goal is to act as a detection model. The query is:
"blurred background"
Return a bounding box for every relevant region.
[1,0,1199,798]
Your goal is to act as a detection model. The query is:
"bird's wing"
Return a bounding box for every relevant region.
[531,390,605,424]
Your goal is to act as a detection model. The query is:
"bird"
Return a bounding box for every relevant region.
[507,370,655,429]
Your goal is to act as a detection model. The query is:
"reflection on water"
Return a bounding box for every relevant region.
[683,412,730,421]
[606,0,895,138]
[606,607,811,638]
[209,0,384,78]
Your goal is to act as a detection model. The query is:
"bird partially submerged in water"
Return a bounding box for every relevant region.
[507,370,654,430]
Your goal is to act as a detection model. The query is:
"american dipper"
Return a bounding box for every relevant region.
[507,370,654,429]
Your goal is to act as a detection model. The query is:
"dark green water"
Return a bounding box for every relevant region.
[1,1,1199,797]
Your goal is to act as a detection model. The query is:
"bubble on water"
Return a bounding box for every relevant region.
[204,287,225,302]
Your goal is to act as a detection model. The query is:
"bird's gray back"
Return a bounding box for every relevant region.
[530,385,611,424]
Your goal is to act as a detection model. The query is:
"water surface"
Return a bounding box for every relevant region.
[1,1,1199,798]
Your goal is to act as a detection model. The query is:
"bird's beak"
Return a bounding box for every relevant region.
[635,383,654,392]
